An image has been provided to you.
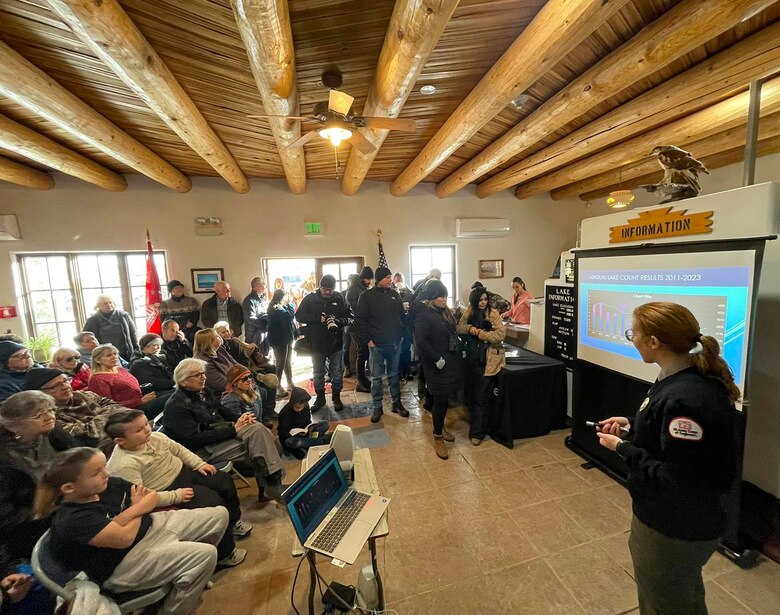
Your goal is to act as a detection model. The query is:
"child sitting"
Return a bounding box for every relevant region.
[277,387,331,460]
[36,447,228,615]
[104,409,250,568]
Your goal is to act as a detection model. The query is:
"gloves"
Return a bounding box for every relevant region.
[435,357,445,370]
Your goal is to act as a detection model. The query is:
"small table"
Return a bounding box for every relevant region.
[291,447,389,614]
[489,347,567,448]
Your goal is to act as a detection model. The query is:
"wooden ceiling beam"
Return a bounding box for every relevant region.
[0,40,190,192]
[388,0,629,196]
[231,0,306,194]
[341,0,459,197]
[476,22,780,199]
[0,155,54,190]
[513,77,780,200]
[552,112,780,201]
[437,0,773,198]
[44,0,249,193]
[0,113,127,191]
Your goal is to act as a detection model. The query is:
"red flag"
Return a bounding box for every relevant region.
[145,230,162,334]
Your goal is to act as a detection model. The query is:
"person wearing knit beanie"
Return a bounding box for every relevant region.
[359,266,374,281]
[374,267,392,284]
[167,279,184,294]
[425,280,448,302]
[0,340,26,365]
[0,341,35,402]
[224,364,252,394]
[24,367,66,391]
[138,334,163,350]
[320,274,336,290]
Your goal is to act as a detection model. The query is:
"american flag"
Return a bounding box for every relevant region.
[377,228,388,268]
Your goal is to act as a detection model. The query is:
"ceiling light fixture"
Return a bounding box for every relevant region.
[510,94,531,110]
[420,85,437,95]
[606,168,635,209]
[319,126,352,147]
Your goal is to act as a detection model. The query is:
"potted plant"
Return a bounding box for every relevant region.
[25,331,57,363]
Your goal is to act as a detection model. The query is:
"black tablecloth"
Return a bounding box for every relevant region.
[489,348,567,448]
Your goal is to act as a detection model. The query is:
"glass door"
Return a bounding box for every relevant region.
[316,257,363,292]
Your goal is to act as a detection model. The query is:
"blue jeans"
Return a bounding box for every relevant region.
[312,349,343,392]
[369,344,401,409]
[283,420,331,452]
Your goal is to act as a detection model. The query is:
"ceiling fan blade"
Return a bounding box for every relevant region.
[247,115,313,120]
[328,90,354,116]
[288,130,320,150]
[349,131,376,155]
[359,117,417,131]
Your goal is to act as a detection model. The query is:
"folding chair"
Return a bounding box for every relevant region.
[31,530,171,613]
[212,459,252,487]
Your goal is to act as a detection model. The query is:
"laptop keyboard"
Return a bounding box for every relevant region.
[311,491,371,553]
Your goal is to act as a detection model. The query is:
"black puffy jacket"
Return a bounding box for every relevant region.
[352,286,405,347]
[295,290,353,353]
[414,304,462,396]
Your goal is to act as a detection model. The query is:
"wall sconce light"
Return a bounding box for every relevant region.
[194,216,223,236]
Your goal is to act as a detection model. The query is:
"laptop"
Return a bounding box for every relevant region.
[282,448,390,564]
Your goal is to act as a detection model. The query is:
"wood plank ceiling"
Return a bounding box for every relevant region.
[0,0,778,200]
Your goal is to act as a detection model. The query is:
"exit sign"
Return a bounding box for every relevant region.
[305,222,323,236]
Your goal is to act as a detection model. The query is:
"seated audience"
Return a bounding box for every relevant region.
[73,331,100,366]
[49,348,90,391]
[221,365,272,428]
[277,387,330,460]
[88,344,170,419]
[161,320,192,371]
[38,448,228,614]
[82,295,139,361]
[200,281,243,337]
[502,277,534,325]
[163,359,285,503]
[25,368,121,446]
[129,334,175,393]
[193,328,237,394]
[105,409,249,567]
[0,390,77,476]
[267,289,297,399]
[0,342,39,403]
[159,280,201,344]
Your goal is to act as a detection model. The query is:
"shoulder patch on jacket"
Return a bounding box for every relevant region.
[668,417,703,441]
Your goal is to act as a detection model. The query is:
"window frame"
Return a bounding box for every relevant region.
[15,251,168,346]
[408,243,458,306]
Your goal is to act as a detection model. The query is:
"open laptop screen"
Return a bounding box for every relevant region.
[283,448,348,544]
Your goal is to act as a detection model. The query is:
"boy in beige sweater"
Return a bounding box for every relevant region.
[105,408,251,567]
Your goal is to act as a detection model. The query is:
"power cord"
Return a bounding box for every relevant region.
[310,556,356,614]
[290,553,306,615]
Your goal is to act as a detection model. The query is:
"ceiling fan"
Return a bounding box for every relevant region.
[248,67,418,153]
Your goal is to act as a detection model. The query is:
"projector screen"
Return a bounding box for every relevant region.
[576,248,757,390]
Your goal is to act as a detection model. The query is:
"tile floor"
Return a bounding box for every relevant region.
[197,382,780,614]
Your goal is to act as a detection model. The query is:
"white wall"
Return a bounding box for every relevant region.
[0,174,585,331]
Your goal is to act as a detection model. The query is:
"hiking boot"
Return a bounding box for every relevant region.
[433,436,448,460]
[392,400,409,418]
[312,391,327,411]
[370,408,383,423]
[232,520,253,539]
[355,380,371,393]
[332,389,345,412]
[217,547,247,568]
[441,427,455,442]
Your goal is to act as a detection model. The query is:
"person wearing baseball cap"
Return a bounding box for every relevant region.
[295,275,353,413]
[351,267,408,422]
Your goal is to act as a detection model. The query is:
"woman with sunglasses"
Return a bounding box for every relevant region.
[49,348,91,391]
[220,365,271,427]
[597,302,739,614]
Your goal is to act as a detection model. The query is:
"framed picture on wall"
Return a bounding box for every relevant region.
[478,259,504,279]
[191,268,224,293]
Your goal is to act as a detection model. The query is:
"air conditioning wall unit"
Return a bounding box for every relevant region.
[0,215,21,241]
[455,218,510,239]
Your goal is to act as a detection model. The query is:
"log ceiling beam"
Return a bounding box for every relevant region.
[388,0,629,196]
[231,0,306,194]
[552,112,780,201]
[0,40,190,192]
[45,0,249,193]
[513,77,780,200]
[0,113,127,191]
[475,22,780,199]
[341,0,459,196]
[0,155,54,190]
[436,0,773,198]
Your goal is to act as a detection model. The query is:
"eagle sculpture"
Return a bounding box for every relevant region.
[640,145,710,203]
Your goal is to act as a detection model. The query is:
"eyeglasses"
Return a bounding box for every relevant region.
[624,329,635,341]
[186,372,207,379]
[31,409,56,420]
[237,375,252,383]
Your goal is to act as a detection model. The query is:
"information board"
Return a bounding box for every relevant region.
[544,284,575,363]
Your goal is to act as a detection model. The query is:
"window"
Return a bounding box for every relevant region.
[409,245,456,306]
[17,252,167,348]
